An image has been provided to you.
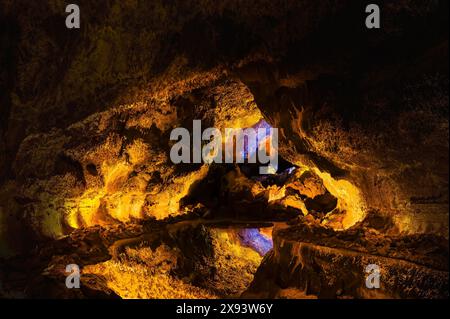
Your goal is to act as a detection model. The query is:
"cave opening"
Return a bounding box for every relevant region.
[156,112,361,297]
[0,77,372,299]
[84,95,367,299]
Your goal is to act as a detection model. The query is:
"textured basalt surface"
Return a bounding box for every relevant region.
[243,217,448,299]
[0,0,448,299]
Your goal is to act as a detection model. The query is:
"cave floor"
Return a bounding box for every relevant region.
[0,165,448,299]
[0,212,447,299]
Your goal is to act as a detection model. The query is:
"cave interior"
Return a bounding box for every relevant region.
[0,0,448,299]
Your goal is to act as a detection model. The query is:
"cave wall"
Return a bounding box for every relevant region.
[0,0,448,257]
[236,1,449,236]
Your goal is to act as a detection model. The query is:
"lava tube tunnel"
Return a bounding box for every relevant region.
[0,0,448,301]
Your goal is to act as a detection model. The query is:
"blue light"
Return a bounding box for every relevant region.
[238,228,273,256]
[241,119,274,163]
[287,167,296,174]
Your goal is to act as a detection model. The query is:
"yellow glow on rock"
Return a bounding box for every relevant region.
[64,161,211,228]
[313,168,366,229]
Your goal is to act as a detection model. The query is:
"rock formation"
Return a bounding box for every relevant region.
[0,0,448,299]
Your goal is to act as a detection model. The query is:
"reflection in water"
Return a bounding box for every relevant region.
[238,228,273,256]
